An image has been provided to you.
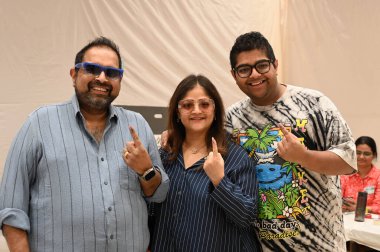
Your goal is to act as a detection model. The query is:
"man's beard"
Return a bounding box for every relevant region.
[75,81,116,111]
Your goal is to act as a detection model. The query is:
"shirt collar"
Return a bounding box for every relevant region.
[367,165,379,178]
[70,95,118,121]
[350,165,378,179]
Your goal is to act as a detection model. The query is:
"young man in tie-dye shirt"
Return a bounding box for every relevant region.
[226,31,357,252]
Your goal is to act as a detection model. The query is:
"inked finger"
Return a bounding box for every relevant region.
[278,123,291,139]
[129,126,141,145]
[212,137,218,155]
[278,123,288,134]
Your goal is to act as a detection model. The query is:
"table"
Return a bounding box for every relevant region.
[344,212,380,251]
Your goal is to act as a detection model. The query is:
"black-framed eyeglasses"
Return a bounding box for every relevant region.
[233,59,272,78]
[75,62,124,80]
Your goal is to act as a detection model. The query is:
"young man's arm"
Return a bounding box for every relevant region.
[277,124,355,175]
[295,150,354,175]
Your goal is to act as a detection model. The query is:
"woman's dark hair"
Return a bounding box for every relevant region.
[355,136,377,158]
[166,74,227,160]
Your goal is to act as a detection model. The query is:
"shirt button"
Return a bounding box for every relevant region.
[108,207,112,211]
[110,234,114,239]
[101,157,104,161]
[104,181,108,185]
[177,191,182,195]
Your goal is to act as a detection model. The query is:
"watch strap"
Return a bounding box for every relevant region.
[139,166,156,181]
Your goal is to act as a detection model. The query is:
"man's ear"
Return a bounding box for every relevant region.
[230,69,237,82]
[273,59,278,70]
[70,68,77,86]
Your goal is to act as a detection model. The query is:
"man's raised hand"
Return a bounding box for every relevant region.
[123,126,152,175]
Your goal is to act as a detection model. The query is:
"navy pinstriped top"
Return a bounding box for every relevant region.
[151,141,261,251]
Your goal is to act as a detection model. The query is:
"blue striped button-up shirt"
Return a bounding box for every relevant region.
[151,141,260,252]
[0,96,169,252]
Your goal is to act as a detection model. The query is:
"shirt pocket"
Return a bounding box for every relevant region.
[115,150,141,192]
[119,165,141,192]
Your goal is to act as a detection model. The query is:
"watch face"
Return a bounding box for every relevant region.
[144,170,156,181]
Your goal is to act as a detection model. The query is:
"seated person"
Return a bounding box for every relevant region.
[341,136,380,214]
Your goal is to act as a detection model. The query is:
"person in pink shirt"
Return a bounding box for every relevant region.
[341,136,380,214]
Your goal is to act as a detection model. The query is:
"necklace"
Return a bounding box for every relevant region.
[184,143,206,154]
[189,146,204,154]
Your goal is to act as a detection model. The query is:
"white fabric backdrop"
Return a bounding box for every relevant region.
[1,0,379,181]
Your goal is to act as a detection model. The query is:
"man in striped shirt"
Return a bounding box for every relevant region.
[0,37,169,252]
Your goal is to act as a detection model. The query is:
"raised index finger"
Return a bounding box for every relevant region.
[212,137,218,155]
[129,126,141,145]
[278,123,290,137]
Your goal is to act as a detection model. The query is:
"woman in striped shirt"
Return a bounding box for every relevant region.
[150,74,261,252]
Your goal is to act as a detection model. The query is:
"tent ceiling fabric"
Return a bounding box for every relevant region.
[1,0,379,175]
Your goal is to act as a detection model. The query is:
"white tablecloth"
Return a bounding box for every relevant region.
[344,212,380,250]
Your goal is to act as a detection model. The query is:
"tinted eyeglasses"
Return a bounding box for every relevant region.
[356,151,373,157]
[234,59,272,78]
[178,98,215,112]
[75,62,123,80]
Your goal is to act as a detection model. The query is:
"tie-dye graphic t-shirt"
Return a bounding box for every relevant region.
[225,85,357,252]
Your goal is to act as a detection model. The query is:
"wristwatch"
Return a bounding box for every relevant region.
[139,166,158,181]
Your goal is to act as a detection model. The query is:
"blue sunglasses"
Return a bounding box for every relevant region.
[75,62,123,80]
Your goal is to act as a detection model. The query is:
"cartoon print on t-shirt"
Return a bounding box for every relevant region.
[232,122,311,239]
